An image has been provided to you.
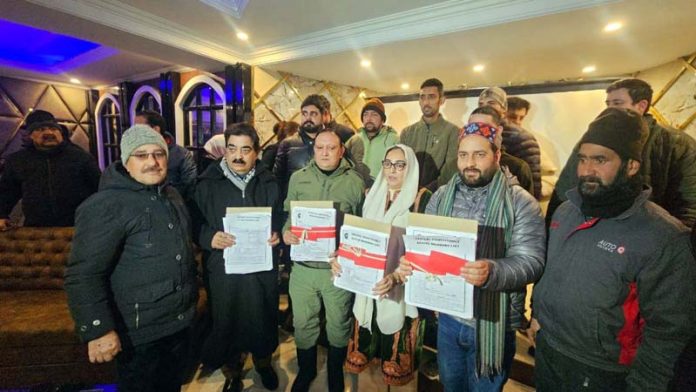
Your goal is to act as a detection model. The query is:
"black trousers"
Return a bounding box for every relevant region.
[535,332,628,392]
[116,328,191,392]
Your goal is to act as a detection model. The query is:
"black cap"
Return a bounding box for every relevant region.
[579,107,648,162]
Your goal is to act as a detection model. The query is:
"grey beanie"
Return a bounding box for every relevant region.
[120,124,168,164]
[479,86,508,111]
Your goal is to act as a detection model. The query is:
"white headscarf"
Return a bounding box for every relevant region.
[354,144,420,334]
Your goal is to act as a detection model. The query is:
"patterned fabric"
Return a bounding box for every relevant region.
[461,122,502,149]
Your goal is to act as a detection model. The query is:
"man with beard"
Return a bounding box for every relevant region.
[548,78,696,227]
[345,97,399,180]
[399,78,459,191]
[396,120,545,391]
[531,108,696,391]
[192,123,282,392]
[0,114,100,229]
[65,125,198,391]
[282,129,364,392]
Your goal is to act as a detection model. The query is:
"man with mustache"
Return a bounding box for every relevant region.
[0,113,100,229]
[399,78,459,191]
[65,124,198,392]
[345,98,399,181]
[531,108,696,391]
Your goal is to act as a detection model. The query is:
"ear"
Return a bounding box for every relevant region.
[627,159,641,176]
[636,99,650,115]
[153,125,161,134]
[494,148,502,164]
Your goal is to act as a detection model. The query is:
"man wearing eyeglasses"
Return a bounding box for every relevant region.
[65,124,198,392]
[191,123,283,392]
[0,113,100,230]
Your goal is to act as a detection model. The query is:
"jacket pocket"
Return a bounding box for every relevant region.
[126,279,175,303]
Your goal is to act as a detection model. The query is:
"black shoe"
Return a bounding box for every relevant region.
[327,345,347,392]
[257,365,279,390]
[291,346,317,392]
[222,376,243,392]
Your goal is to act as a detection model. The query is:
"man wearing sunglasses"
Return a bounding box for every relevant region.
[66,124,198,392]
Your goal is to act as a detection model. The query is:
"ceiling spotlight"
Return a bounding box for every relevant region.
[360,59,371,68]
[236,31,249,41]
[582,65,596,73]
[401,82,410,90]
[69,78,81,84]
[603,22,623,32]
[359,91,367,98]
[473,64,485,72]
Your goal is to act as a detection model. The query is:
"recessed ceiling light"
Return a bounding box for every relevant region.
[359,91,367,98]
[69,78,81,84]
[236,31,249,41]
[401,82,410,90]
[473,64,485,72]
[360,59,371,68]
[582,65,596,73]
[603,22,623,32]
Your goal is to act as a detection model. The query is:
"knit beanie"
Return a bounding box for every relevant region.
[479,87,508,111]
[579,107,648,162]
[460,122,502,149]
[120,124,168,164]
[361,97,386,122]
[26,109,61,133]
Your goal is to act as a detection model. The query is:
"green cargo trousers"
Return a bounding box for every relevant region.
[289,263,354,349]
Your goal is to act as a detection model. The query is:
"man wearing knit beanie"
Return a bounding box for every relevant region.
[346,97,398,180]
[66,123,197,392]
[532,107,696,392]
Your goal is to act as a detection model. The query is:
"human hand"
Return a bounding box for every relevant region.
[329,255,342,278]
[0,219,13,231]
[460,260,491,287]
[212,231,236,249]
[283,230,300,245]
[395,255,414,283]
[373,274,395,298]
[526,318,541,347]
[268,232,281,247]
[87,330,121,363]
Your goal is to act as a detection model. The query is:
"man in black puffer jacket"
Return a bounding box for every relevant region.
[65,125,198,392]
[0,116,100,229]
[548,78,696,227]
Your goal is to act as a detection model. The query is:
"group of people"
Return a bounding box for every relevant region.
[1,76,695,392]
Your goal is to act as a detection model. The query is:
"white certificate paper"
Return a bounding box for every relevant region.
[334,223,390,299]
[290,206,336,262]
[222,209,272,274]
[404,221,477,319]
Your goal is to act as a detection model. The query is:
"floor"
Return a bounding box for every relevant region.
[182,329,535,392]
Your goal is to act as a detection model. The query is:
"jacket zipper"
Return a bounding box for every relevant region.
[135,303,140,329]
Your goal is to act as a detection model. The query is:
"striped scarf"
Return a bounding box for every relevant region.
[436,169,514,377]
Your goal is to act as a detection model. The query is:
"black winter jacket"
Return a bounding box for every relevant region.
[65,162,198,346]
[502,122,541,199]
[0,143,101,226]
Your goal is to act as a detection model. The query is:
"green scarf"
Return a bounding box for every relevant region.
[436,170,514,377]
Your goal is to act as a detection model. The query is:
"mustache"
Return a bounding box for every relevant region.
[231,158,246,164]
[579,175,602,184]
[42,135,57,140]
[141,166,162,174]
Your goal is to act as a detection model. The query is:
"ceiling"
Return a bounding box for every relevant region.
[1,0,695,93]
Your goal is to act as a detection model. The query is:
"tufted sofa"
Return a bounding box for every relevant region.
[0,227,116,388]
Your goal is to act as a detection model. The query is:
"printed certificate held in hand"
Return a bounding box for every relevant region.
[222,207,273,274]
[403,213,478,319]
[290,201,337,262]
[333,215,390,299]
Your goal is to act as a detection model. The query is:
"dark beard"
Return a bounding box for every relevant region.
[301,122,322,134]
[579,162,643,218]
[459,166,496,188]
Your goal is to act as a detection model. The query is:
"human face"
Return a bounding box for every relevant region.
[362,109,383,133]
[382,148,407,190]
[576,143,639,197]
[125,144,168,185]
[301,105,324,134]
[419,86,443,118]
[605,88,648,115]
[507,108,527,127]
[457,135,500,187]
[224,135,258,175]
[133,115,161,134]
[313,131,344,171]
[478,97,506,118]
[30,126,64,150]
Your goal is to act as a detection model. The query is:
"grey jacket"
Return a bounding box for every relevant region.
[426,176,546,328]
[535,187,696,392]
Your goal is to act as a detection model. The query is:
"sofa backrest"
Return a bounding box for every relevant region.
[0,227,74,291]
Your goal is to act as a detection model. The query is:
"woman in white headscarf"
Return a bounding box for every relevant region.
[331,144,430,386]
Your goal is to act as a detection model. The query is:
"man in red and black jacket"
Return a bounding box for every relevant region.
[532,108,696,392]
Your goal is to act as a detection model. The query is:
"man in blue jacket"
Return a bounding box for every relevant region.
[532,108,696,391]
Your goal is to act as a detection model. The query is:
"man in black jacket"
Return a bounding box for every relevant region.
[65,124,198,392]
[0,115,100,229]
[191,123,282,392]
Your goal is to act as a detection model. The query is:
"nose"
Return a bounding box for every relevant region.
[578,161,595,177]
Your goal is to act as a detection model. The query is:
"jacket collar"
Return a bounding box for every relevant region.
[566,185,652,220]
[308,158,352,177]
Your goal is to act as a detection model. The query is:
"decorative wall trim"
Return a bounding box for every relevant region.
[199,0,249,19]
[129,85,162,121]
[174,75,226,146]
[94,93,120,169]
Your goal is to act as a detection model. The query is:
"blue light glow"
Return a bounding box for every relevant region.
[0,18,116,74]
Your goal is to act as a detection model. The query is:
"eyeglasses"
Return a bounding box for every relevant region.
[382,160,407,171]
[130,151,167,161]
[226,145,253,154]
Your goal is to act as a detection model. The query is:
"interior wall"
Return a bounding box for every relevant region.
[253,67,385,145]
[0,76,94,159]
[384,89,608,171]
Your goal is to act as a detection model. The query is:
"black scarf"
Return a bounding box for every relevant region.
[580,167,642,219]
